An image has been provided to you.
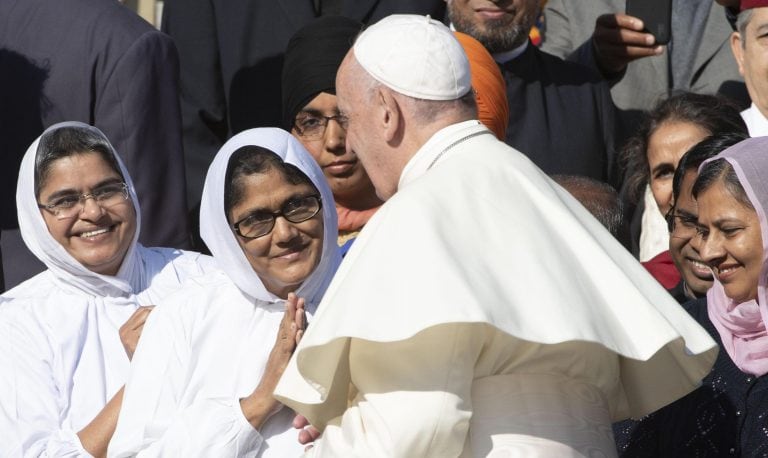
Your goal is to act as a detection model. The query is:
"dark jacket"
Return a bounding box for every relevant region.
[500,43,617,184]
[615,297,768,457]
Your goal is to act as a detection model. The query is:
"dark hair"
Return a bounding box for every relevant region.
[671,132,749,204]
[551,174,630,250]
[224,145,318,218]
[620,92,748,205]
[35,126,123,198]
[691,158,753,210]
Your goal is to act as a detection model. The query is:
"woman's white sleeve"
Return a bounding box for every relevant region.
[307,325,484,458]
[108,307,262,457]
[0,308,92,457]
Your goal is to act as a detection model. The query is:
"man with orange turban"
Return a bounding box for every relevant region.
[454,32,509,140]
[447,0,618,184]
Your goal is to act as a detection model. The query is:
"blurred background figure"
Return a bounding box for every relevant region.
[0,0,190,291]
[552,174,630,249]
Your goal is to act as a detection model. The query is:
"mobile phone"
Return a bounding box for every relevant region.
[625,0,672,45]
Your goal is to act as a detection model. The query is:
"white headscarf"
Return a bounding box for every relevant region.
[199,127,341,306]
[16,121,143,297]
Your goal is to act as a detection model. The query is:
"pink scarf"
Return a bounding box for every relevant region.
[702,140,768,376]
[708,283,768,376]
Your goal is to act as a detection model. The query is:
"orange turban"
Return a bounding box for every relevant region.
[453,32,509,140]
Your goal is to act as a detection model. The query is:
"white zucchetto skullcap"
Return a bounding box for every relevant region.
[353,14,471,101]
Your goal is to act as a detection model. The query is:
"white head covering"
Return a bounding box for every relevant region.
[199,127,341,306]
[16,121,142,297]
[354,14,472,101]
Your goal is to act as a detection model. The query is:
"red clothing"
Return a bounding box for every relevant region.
[642,250,681,289]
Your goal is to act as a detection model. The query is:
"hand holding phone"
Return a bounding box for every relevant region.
[591,12,665,77]
[626,0,672,45]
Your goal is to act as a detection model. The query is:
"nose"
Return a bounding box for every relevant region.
[697,231,726,267]
[272,215,301,244]
[324,119,346,155]
[79,196,105,220]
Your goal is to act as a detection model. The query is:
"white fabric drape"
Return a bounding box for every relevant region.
[275,120,718,456]
[109,128,340,457]
[0,122,217,457]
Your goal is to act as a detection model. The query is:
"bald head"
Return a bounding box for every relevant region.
[336,49,477,201]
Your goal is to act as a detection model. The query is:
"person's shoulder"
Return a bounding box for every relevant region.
[142,246,219,274]
[150,269,240,319]
[0,271,64,310]
[531,46,606,85]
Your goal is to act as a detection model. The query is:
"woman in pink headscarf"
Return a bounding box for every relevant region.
[616,136,768,456]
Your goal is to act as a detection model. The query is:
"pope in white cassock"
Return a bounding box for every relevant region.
[274,14,720,457]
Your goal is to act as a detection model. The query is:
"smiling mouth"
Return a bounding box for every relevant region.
[686,258,713,278]
[714,264,741,281]
[273,243,308,261]
[77,225,115,239]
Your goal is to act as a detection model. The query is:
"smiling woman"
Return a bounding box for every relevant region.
[617,136,768,456]
[0,122,217,457]
[36,151,136,276]
[109,128,340,457]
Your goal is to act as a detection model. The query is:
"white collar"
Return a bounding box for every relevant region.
[493,40,529,64]
[398,120,488,190]
[742,104,768,137]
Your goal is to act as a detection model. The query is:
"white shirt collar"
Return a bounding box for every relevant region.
[741,104,768,137]
[493,41,529,64]
[446,22,528,64]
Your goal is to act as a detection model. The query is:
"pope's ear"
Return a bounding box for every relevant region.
[377,87,402,143]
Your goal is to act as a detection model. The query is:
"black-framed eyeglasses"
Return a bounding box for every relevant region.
[232,195,322,239]
[37,182,130,220]
[293,113,349,140]
[665,208,699,235]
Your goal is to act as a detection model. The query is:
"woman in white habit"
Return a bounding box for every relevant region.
[0,122,217,457]
[109,128,340,457]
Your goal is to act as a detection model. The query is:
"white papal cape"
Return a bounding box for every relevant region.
[274,120,718,457]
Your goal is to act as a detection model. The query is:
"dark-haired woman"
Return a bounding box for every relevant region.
[109,128,340,457]
[618,136,768,456]
[0,122,216,457]
[620,92,748,285]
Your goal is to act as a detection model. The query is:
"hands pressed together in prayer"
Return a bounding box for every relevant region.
[240,293,306,429]
[591,14,664,77]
